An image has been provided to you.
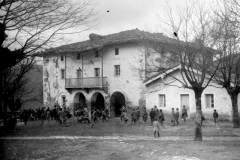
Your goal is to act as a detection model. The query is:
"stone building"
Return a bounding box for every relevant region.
[38,29,174,117]
[38,29,239,120]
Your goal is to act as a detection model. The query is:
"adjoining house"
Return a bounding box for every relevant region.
[144,66,240,120]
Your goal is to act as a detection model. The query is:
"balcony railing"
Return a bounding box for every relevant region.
[65,77,107,88]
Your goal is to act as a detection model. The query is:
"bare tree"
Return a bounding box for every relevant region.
[211,0,240,128]
[139,1,220,141]
[0,0,96,130]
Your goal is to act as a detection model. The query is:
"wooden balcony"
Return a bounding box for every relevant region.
[65,77,107,89]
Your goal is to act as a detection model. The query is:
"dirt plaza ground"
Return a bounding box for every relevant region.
[1,116,240,160]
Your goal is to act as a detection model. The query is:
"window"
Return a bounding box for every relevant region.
[95,68,100,77]
[159,94,166,107]
[61,69,65,79]
[205,94,214,108]
[76,69,82,78]
[95,51,99,57]
[115,65,120,76]
[60,55,64,61]
[77,53,80,60]
[115,48,119,55]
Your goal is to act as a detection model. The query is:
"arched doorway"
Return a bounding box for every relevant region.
[73,92,87,114]
[91,92,105,111]
[110,92,126,117]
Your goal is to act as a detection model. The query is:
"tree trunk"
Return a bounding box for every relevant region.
[194,89,203,141]
[230,94,240,128]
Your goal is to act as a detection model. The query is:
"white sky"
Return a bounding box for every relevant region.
[58,0,218,45]
[64,0,168,44]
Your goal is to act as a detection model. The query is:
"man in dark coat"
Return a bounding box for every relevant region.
[154,106,159,120]
[150,108,155,123]
[181,105,188,123]
[159,109,165,127]
[171,108,176,126]
[213,109,219,126]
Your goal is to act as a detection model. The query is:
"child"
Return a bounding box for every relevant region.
[131,109,138,124]
[153,118,160,138]
[91,109,98,128]
[213,109,219,126]
[171,108,175,126]
[40,108,46,127]
[175,108,180,125]
[122,110,129,126]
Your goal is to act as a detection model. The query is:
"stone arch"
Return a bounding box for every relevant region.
[73,92,87,114]
[91,92,105,111]
[110,91,126,117]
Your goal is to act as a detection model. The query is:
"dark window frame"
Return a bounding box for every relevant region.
[77,53,81,60]
[95,51,99,57]
[115,48,119,55]
[60,55,64,61]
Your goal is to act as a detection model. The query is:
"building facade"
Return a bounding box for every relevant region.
[144,67,240,120]
[40,29,163,117]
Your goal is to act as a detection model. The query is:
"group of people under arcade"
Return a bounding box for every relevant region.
[75,107,110,128]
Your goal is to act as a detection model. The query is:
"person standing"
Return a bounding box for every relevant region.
[40,108,46,127]
[142,106,148,123]
[136,108,141,122]
[154,106,159,121]
[91,109,98,128]
[150,108,155,123]
[58,108,64,126]
[171,108,176,126]
[131,109,138,124]
[105,107,110,120]
[23,109,29,125]
[159,109,165,127]
[122,110,129,126]
[153,118,160,138]
[175,108,180,125]
[213,109,219,126]
[120,105,126,121]
[181,105,188,123]
[46,109,51,123]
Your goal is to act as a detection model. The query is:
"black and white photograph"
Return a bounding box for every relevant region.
[0,0,240,159]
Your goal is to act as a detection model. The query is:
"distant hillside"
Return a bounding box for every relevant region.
[21,65,43,110]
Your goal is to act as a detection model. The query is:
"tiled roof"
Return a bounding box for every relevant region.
[37,28,176,56]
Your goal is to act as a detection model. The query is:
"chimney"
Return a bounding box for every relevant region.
[89,33,104,42]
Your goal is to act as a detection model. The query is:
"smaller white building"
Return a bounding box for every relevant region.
[144,66,240,120]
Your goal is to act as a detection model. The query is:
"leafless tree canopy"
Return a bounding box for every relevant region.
[0,0,96,118]
[1,0,95,54]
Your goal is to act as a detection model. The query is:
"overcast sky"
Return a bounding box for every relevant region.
[63,0,217,45]
[64,0,166,44]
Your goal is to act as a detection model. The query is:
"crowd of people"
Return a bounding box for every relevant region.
[5,104,72,133]
[5,102,220,137]
[119,105,220,138]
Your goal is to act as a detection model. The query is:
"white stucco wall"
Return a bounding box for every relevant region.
[145,70,239,120]
[42,43,146,111]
